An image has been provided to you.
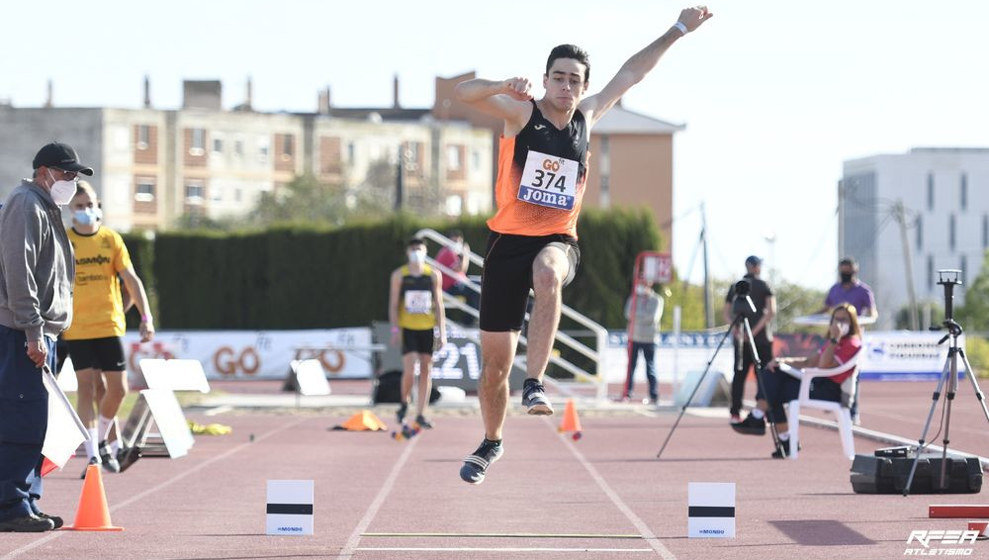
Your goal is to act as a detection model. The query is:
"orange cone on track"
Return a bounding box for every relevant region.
[340,410,388,431]
[558,399,583,440]
[65,464,123,531]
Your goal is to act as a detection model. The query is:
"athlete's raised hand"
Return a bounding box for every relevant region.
[502,77,533,101]
[678,5,713,32]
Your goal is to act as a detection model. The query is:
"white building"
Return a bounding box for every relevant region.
[840,148,989,328]
[0,79,493,231]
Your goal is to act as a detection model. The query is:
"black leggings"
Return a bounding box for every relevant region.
[759,366,842,424]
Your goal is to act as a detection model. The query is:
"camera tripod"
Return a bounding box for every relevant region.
[903,271,989,496]
[657,288,784,459]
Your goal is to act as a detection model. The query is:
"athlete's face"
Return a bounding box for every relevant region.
[69,191,96,213]
[543,58,588,112]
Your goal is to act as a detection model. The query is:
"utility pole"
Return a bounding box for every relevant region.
[701,202,712,329]
[394,144,404,212]
[893,200,919,330]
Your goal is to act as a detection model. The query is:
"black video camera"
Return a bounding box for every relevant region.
[731,280,757,319]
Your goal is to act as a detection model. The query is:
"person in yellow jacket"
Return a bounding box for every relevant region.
[64,181,154,476]
[388,238,446,429]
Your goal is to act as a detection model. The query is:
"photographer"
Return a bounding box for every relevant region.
[725,256,775,425]
[736,304,863,458]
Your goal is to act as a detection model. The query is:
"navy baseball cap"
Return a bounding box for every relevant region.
[745,255,762,266]
[32,142,94,175]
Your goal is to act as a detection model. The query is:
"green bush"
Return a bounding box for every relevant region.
[138,209,661,331]
[965,335,989,378]
[120,232,158,329]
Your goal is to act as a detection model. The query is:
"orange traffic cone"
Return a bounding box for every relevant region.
[339,410,388,431]
[65,464,123,531]
[558,399,583,441]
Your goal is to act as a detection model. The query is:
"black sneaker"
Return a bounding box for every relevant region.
[522,379,553,415]
[33,511,63,530]
[460,439,504,485]
[415,415,433,430]
[397,403,408,424]
[80,456,101,479]
[0,514,54,532]
[117,446,142,473]
[771,439,801,459]
[730,413,766,436]
[99,441,121,474]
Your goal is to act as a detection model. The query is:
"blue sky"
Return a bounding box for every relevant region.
[4,0,988,290]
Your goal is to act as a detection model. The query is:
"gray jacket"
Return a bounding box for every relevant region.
[0,179,74,341]
[625,290,663,343]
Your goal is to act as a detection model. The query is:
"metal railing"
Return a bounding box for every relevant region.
[416,228,609,401]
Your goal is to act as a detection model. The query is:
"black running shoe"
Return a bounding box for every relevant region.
[522,379,553,415]
[397,403,408,424]
[415,415,433,430]
[80,456,100,479]
[33,511,63,530]
[730,413,766,436]
[460,440,504,485]
[0,515,54,532]
[117,446,142,473]
[771,440,800,459]
[99,441,121,474]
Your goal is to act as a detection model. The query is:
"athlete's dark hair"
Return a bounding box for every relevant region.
[546,44,590,84]
[407,237,426,248]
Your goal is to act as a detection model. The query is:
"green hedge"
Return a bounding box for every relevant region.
[133,209,662,331]
[120,232,158,329]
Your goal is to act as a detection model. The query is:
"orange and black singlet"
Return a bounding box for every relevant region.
[486,100,589,239]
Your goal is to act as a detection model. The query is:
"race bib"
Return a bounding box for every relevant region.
[404,290,432,314]
[517,150,579,210]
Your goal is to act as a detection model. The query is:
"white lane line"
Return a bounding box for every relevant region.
[0,416,307,560]
[356,547,654,553]
[545,418,677,560]
[336,436,419,559]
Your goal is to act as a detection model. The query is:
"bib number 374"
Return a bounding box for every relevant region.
[517,150,578,211]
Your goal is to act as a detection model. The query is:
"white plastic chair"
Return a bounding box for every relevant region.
[781,350,862,460]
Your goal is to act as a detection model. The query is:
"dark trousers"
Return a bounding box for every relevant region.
[624,341,658,400]
[759,366,842,424]
[730,337,773,416]
[445,283,479,326]
[0,326,55,521]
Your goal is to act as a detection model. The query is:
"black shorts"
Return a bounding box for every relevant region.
[402,328,435,355]
[479,232,580,332]
[67,336,127,371]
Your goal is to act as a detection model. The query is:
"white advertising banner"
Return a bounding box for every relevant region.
[605,330,961,384]
[122,329,374,380]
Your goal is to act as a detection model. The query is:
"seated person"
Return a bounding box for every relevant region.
[732,303,863,458]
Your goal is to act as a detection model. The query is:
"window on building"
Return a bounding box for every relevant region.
[135,181,155,202]
[234,140,244,156]
[471,150,481,171]
[185,183,204,200]
[211,187,223,202]
[927,255,934,290]
[447,145,462,170]
[347,142,356,165]
[961,254,968,284]
[915,216,923,251]
[213,138,223,154]
[190,128,205,154]
[282,134,294,157]
[983,214,988,250]
[927,173,934,211]
[258,137,270,163]
[137,125,150,149]
[961,173,968,211]
[949,214,956,251]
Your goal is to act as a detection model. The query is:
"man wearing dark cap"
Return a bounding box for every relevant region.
[0,142,92,531]
[723,255,775,428]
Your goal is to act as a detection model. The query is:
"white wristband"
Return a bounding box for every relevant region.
[673,21,688,35]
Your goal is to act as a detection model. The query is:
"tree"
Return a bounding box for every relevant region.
[957,250,989,331]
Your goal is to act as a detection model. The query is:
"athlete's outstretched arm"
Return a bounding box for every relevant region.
[454,78,533,129]
[581,5,713,126]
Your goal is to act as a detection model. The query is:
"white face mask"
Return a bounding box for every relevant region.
[636,285,649,295]
[835,321,850,336]
[408,250,425,264]
[47,170,78,206]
